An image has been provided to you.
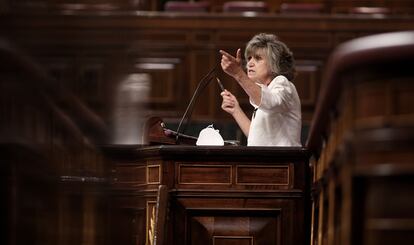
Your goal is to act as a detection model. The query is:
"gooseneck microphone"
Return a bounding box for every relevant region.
[175,63,219,143]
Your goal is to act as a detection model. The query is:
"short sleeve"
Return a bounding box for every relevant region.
[250,76,295,113]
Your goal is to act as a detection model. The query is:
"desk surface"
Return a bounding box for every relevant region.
[103,144,310,161]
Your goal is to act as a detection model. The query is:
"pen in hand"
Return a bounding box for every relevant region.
[216,78,225,92]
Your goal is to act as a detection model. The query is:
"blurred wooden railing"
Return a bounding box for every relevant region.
[306,31,414,245]
[0,38,108,146]
[0,38,109,245]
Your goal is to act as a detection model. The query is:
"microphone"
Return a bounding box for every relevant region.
[175,63,219,143]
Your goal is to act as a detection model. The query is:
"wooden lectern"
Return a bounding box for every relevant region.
[105,122,311,245]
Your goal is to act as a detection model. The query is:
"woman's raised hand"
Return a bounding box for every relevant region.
[220,49,244,79]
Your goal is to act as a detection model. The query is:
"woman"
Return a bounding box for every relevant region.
[220,33,301,146]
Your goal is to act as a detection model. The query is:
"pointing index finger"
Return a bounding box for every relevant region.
[219,50,236,60]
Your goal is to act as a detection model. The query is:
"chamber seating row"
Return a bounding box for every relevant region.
[164,1,392,14]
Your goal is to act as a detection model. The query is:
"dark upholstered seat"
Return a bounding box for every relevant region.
[164,1,210,12]
[279,3,324,14]
[222,1,268,13]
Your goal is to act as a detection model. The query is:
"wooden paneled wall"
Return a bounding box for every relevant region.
[2,11,414,137]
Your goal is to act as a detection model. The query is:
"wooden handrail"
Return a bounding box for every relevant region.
[306,31,414,153]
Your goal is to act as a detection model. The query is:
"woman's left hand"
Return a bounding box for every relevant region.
[220,89,240,116]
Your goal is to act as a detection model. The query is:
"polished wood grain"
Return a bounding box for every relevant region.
[307,31,414,245]
[105,145,310,245]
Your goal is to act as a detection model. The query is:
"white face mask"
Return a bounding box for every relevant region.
[196,125,224,146]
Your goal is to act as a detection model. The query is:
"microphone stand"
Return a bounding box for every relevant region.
[175,64,219,143]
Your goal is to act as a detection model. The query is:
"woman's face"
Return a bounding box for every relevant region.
[246,48,273,86]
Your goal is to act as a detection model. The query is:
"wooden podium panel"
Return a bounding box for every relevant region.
[105,145,310,245]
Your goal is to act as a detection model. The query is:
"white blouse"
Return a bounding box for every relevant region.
[247,75,302,147]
